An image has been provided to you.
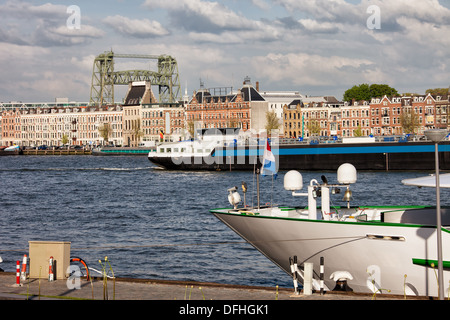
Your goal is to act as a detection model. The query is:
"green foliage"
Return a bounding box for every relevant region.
[370,84,398,98]
[307,120,321,136]
[265,110,281,132]
[400,110,420,135]
[98,123,112,143]
[353,125,363,137]
[344,83,370,101]
[61,134,69,145]
[426,88,449,96]
[343,83,398,102]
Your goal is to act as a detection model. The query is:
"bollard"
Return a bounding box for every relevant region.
[303,262,313,295]
[293,256,299,278]
[48,256,54,281]
[15,260,20,286]
[289,257,298,294]
[320,257,324,295]
[21,254,27,281]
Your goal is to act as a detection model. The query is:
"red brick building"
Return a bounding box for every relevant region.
[1,109,21,145]
[369,93,447,136]
[185,79,264,133]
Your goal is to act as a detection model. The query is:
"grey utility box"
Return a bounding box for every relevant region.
[28,241,71,280]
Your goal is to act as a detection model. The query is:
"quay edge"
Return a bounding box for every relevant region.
[0,272,430,300]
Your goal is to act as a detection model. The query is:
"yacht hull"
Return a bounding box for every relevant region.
[211,209,450,297]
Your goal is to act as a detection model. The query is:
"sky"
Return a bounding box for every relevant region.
[1,0,450,103]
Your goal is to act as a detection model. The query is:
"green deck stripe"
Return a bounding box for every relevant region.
[412,258,450,268]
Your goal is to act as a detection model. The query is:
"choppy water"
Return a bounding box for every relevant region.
[0,155,448,288]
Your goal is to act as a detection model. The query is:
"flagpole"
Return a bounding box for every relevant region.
[256,168,260,210]
[271,174,274,207]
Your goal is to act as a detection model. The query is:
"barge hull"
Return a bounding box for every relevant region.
[148,141,450,171]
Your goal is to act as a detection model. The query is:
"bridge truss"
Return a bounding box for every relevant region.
[89,51,181,106]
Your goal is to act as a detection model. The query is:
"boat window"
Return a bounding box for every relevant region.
[167,148,171,152]
[159,148,164,153]
[205,149,211,153]
[181,148,185,152]
[174,148,179,152]
[197,149,203,153]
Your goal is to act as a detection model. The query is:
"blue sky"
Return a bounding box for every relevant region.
[1,0,450,103]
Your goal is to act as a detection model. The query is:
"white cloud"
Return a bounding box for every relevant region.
[31,21,105,47]
[0,1,104,47]
[274,0,360,22]
[70,55,97,72]
[188,20,281,44]
[251,0,272,11]
[248,52,374,87]
[298,19,342,33]
[143,0,258,32]
[365,0,450,25]
[51,25,105,39]
[103,15,170,38]
[0,1,67,19]
[0,43,91,101]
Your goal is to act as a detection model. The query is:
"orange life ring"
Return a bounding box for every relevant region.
[70,257,90,281]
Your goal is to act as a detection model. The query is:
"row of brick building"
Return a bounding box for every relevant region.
[1,78,449,147]
[282,93,449,139]
[186,78,449,139]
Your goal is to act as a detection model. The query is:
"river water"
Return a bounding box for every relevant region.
[0,155,449,288]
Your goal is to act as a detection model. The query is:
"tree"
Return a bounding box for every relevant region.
[369,84,398,98]
[228,120,240,128]
[132,119,143,146]
[426,88,449,96]
[353,125,363,137]
[343,83,371,101]
[265,110,280,132]
[400,109,420,135]
[307,120,321,137]
[61,134,69,145]
[98,123,112,144]
[187,120,195,138]
[343,83,398,101]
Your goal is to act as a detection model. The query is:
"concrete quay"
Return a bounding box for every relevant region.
[0,272,427,301]
[21,149,92,155]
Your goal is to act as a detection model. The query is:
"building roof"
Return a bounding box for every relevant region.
[238,85,265,102]
[191,77,266,104]
[288,99,303,107]
[124,85,146,106]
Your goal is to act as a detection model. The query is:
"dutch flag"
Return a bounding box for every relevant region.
[261,139,277,178]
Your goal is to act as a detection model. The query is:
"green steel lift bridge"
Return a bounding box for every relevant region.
[89,51,181,106]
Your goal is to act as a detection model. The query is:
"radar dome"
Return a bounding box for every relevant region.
[337,163,357,184]
[284,170,303,191]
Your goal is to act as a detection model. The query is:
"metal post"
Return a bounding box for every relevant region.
[256,168,260,210]
[303,263,313,295]
[434,140,444,300]
[425,129,447,300]
[289,257,298,295]
[320,257,324,295]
